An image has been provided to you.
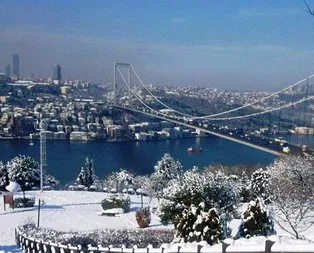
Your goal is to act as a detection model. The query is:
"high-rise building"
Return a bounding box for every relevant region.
[12,54,20,79]
[5,64,11,78]
[53,64,62,81]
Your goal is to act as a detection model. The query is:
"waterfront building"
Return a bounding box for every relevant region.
[12,54,20,80]
[295,127,314,135]
[70,131,88,141]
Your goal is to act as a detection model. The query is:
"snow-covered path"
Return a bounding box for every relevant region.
[0,191,162,252]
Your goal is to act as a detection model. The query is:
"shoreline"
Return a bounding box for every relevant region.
[0,135,209,143]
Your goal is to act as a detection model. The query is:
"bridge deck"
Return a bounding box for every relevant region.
[114,105,285,156]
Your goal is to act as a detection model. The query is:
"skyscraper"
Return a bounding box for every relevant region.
[12,54,20,79]
[53,64,62,81]
[5,64,11,78]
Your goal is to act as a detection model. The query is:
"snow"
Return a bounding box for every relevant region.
[0,190,163,252]
[1,190,314,253]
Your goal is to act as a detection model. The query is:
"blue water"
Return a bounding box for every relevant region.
[0,136,276,185]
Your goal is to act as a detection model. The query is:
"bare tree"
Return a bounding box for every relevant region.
[304,0,314,16]
[268,155,314,239]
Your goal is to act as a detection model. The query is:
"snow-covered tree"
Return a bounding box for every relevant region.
[250,168,270,203]
[175,203,224,245]
[105,169,133,192]
[202,171,239,215]
[238,198,275,239]
[150,153,183,198]
[236,171,252,202]
[159,168,205,225]
[75,157,96,188]
[268,155,314,239]
[7,155,40,194]
[44,174,60,189]
[159,168,239,225]
[0,161,9,191]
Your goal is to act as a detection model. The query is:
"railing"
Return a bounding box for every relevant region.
[15,227,314,253]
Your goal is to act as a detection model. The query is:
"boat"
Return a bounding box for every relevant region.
[187,147,203,152]
[29,142,34,146]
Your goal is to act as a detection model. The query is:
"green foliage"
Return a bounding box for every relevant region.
[135,207,151,228]
[150,153,182,199]
[159,169,239,226]
[250,168,271,203]
[20,223,175,248]
[105,169,133,193]
[238,198,275,239]
[7,155,40,192]
[101,194,131,213]
[159,200,185,226]
[175,203,224,245]
[0,161,9,191]
[75,157,96,188]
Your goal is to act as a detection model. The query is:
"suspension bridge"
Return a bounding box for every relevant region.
[112,62,314,156]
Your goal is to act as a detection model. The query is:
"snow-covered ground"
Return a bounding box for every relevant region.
[0,191,164,252]
[1,191,314,253]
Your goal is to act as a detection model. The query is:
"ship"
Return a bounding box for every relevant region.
[187,147,203,152]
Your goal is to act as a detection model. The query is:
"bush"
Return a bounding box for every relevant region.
[14,197,35,208]
[237,198,275,239]
[175,203,224,245]
[19,224,175,248]
[158,199,185,226]
[135,207,151,228]
[101,194,131,213]
[160,170,239,226]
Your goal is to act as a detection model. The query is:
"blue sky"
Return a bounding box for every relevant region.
[1,0,314,90]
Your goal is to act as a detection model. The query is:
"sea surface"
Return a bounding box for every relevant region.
[0,136,278,185]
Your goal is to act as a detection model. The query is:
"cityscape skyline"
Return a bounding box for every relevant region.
[1,1,314,90]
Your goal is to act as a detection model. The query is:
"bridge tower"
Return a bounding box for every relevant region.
[113,62,132,104]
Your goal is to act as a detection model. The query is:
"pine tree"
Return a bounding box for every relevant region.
[237,171,252,202]
[175,203,224,245]
[75,157,96,188]
[0,161,9,191]
[250,168,270,203]
[238,198,275,239]
[150,153,182,198]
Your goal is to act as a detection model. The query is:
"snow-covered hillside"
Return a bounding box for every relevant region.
[0,191,163,252]
[1,191,314,252]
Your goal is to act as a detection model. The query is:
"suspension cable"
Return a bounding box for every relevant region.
[205,96,314,121]
[131,64,314,120]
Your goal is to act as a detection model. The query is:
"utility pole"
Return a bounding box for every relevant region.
[40,114,47,192]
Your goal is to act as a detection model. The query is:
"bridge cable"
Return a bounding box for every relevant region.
[204,96,314,121]
[131,64,314,119]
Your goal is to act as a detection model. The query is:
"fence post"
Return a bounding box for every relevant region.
[265,240,274,253]
[222,242,230,253]
[197,244,202,253]
[37,198,41,228]
[177,245,181,253]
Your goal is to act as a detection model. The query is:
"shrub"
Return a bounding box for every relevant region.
[158,199,185,226]
[19,224,175,248]
[135,207,151,228]
[14,197,35,208]
[160,170,239,226]
[101,194,131,213]
[237,198,275,239]
[175,203,224,245]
